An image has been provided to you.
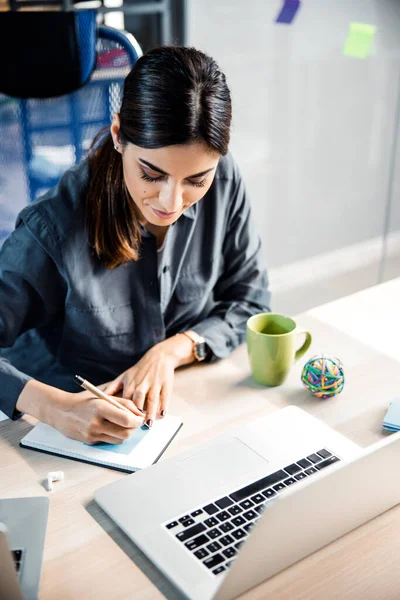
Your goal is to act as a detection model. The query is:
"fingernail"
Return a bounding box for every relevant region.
[160,410,166,417]
[145,419,153,429]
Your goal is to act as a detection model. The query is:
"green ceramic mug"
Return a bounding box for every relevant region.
[247,313,312,386]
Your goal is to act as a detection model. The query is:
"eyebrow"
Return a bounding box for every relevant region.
[139,158,216,179]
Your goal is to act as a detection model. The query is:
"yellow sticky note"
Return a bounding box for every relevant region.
[342,22,376,59]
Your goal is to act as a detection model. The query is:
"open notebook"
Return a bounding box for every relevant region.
[20,416,183,472]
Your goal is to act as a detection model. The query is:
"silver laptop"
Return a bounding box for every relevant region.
[95,406,399,600]
[0,497,49,600]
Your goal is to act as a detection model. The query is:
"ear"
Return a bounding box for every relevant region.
[110,113,121,151]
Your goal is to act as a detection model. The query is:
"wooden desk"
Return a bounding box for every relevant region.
[1,278,400,600]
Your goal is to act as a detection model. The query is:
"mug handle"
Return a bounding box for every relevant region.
[294,330,312,361]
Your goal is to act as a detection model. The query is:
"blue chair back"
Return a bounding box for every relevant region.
[0,24,142,246]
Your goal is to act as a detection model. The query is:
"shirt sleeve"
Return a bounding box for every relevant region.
[191,165,271,360]
[0,219,66,419]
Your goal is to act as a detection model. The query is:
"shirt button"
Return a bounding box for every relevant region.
[163,265,169,274]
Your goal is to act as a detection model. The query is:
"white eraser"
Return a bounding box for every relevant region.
[49,471,64,482]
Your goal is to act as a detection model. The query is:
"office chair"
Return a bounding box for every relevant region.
[0,21,142,246]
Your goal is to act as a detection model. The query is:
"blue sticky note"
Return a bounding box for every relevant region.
[275,0,301,24]
[86,425,149,455]
[382,397,400,430]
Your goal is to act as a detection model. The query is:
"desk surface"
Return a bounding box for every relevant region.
[1,278,400,600]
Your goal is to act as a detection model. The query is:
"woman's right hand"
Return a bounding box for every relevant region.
[16,380,145,444]
[53,389,145,444]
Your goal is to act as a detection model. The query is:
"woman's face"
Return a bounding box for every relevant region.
[111,119,220,227]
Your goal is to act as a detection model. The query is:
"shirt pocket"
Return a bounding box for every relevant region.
[65,303,135,337]
[174,273,212,303]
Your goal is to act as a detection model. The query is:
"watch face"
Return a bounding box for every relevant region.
[195,342,207,361]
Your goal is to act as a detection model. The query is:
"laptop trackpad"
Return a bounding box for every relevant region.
[176,437,270,492]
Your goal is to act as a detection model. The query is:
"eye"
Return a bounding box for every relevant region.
[187,178,207,188]
[140,169,164,183]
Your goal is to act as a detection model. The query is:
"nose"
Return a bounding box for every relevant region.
[158,181,183,213]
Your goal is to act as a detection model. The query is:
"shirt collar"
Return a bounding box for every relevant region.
[181,202,197,220]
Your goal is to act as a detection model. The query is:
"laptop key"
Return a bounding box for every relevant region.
[250,493,265,504]
[207,541,222,553]
[228,505,242,516]
[213,565,226,575]
[12,550,23,562]
[317,449,332,459]
[307,453,322,464]
[230,469,287,502]
[239,499,254,510]
[205,517,219,528]
[235,541,245,550]
[191,509,203,517]
[244,523,254,533]
[262,488,276,499]
[297,458,312,469]
[185,534,209,551]
[203,503,219,515]
[220,535,235,546]
[216,511,230,522]
[243,510,258,521]
[232,516,246,527]
[176,523,206,542]
[305,466,317,475]
[215,496,234,509]
[284,463,301,476]
[208,528,222,539]
[194,547,209,560]
[283,477,296,486]
[179,515,192,524]
[255,504,265,514]
[14,561,21,572]
[222,546,237,559]
[182,518,195,527]
[295,472,307,481]
[226,560,233,568]
[273,482,286,492]
[232,528,247,540]
[316,456,340,470]
[166,521,179,530]
[220,522,234,533]
[204,554,224,569]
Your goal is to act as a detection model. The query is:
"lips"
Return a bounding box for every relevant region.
[152,208,177,220]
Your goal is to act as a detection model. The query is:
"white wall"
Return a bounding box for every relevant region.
[187,0,400,277]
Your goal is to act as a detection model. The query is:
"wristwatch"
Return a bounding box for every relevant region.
[181,331,208,362]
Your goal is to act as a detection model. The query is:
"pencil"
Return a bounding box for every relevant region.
[74,374,132,414]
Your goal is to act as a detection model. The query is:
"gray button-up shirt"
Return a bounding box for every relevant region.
[0,152,270,419]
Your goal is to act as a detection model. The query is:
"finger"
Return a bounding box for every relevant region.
[103,377,124,396]
[144,386,161,428]
[96,399,144,429]
[159,376,173,417]
[98,419,138,442]
[133,387,147,411]
[117,397,145,417]
[87,433,130,445]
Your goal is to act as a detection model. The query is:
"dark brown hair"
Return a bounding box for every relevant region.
[86,46,232,268]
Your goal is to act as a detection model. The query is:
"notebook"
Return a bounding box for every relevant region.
[20,416,183,472]
[383,397,400,432]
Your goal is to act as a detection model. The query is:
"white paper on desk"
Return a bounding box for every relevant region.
[20,415,183,472]
[0,410,8,422]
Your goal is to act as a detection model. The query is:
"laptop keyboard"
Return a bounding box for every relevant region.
[12,548,24,577]
[164,448,340,576]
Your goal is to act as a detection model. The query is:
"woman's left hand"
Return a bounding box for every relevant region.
[103,335,193,427]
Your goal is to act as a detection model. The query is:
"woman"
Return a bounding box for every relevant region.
[0,46,270,443]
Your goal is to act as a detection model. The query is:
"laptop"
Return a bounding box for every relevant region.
[0,497,49,600]
[96,405,381,599]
